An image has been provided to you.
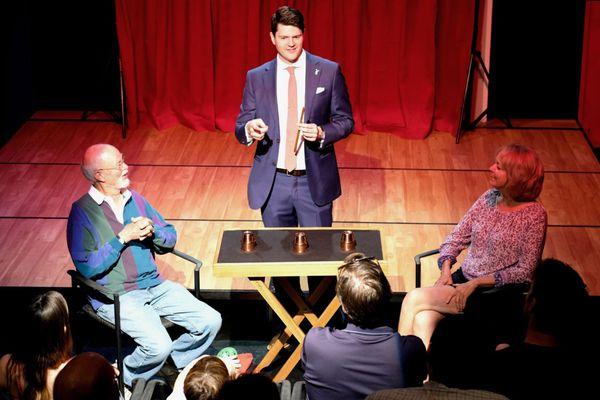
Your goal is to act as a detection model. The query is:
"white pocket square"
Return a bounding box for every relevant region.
[316,87,325,94]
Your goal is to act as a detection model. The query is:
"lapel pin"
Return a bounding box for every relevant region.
[315,69,320,75]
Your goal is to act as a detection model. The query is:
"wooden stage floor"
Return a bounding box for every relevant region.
[1,117,599,294]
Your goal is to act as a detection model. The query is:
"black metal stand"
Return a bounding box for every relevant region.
[456,0,510,144]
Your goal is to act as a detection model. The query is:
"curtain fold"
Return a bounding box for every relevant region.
[579,0,600,147]
[116,0,474,139]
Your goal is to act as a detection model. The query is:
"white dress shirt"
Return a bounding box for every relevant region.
[245,51,307,170]
[275,51,306,170]
[88,185,132,224]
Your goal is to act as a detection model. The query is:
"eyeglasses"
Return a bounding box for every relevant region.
[97,158,126,172]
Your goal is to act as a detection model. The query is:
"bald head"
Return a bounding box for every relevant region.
[81,144,118,182]
[81,144,130,194]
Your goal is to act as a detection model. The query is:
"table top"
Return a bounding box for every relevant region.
[213,228,386,277]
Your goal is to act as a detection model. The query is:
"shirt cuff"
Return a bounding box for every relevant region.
[493,271,504,287]
[437,255,456,270]
[244,122,254,146]
[110,236,125,252]
[318,127,326,149]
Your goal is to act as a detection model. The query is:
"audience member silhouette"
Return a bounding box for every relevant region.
[53,352,119,400]
[485,258,593,399]
[0,291,72,400]
[216,374,279,400]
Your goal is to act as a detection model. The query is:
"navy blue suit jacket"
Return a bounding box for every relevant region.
[235,52,354,209]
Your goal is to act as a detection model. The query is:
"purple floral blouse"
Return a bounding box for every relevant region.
[438,189,547,286]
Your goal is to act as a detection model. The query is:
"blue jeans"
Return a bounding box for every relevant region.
[97,280,221,386]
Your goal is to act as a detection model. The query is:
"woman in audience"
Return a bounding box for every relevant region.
[0,291,73,400]
[398,144,547,348]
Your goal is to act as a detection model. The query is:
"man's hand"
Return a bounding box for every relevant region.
[246,119,269,141]
[298,123,322,142]
[445,281,477,312]
[118,217,155,243]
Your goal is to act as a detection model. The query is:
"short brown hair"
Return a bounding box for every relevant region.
[184,356,229,400]
[271,6,304,34]
[496,144,544,202]
[336,253,391,328]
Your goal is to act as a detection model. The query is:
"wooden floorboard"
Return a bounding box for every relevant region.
[1,121,598,172]
[1,165,599,227]
[0,120,599,295]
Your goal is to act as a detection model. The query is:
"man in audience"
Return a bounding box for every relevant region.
[302,253,427,400]
[66,144,222,387]
[485,258,594,399]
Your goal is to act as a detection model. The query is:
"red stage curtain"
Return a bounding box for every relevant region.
[115,0,474,139]
[579,1,600,148]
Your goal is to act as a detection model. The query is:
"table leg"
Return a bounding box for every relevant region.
[250,278,305,373]
[271,276,335,348]
[271,295,341,382]
[250,276,340,381]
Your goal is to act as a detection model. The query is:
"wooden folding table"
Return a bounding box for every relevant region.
[213,228,386,381]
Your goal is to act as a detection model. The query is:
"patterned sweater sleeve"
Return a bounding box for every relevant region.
[493,205,547,286]
[66,203,125,279]
[438,191,488,268]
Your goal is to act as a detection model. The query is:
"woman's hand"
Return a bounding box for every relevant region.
[445,281,477,312]
[434,272,453,287]
[434,259,453,287]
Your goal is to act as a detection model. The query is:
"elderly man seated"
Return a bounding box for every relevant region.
[66,144,221,387]
[302,253,427,400]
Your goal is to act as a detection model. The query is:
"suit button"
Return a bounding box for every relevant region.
[272,161,276,166]
[276,139,280,144]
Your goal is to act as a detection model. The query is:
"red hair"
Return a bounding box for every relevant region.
[496,144,544,202]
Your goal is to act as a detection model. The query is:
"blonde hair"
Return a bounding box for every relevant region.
[496,144,544,202]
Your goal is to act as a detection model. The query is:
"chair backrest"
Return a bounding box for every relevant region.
[276,379,291,400]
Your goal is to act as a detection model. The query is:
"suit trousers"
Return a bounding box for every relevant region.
[261,172,335,316]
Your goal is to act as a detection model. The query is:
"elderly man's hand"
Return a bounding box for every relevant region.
[118,217,155,243]
[132,217,155,240]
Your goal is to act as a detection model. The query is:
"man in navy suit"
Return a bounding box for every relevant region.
[235,5,354,228]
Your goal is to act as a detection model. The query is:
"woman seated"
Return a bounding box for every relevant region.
[398,144,547,349]
[0,291,73,400]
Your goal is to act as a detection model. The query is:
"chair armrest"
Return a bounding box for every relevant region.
[67,269,116,303]
[414,249,440,288]
[170,248,203,299]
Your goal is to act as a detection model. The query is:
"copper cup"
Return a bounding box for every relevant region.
[241,230,257,252]
[293,231,309,254]
[340,230,357,252]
